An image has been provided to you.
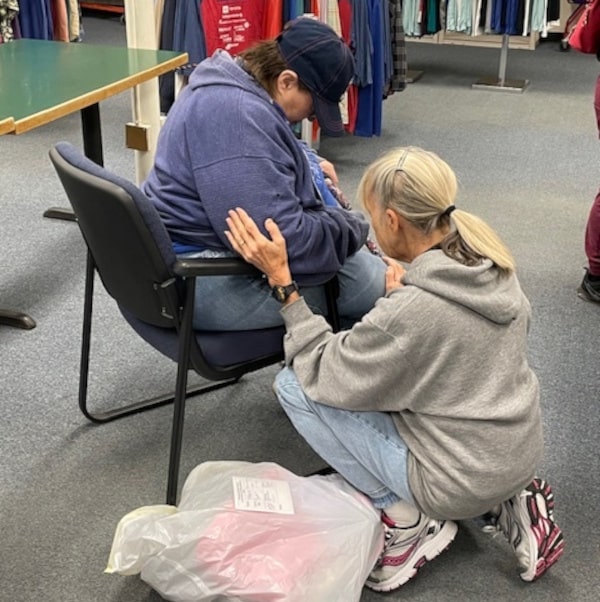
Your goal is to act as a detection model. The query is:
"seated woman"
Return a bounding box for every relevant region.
[224,146,564,592]
[142,17,385,331]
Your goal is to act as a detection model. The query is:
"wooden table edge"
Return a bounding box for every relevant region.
[0,117,16,135]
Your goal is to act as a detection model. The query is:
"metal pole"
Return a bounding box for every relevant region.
[124,0,162,184]
[472,34,529,93]
[498,34,509,87]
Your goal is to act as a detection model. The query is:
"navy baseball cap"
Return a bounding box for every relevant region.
[276,18,355,137]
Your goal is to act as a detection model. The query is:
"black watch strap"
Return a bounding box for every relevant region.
[271,281,299,303]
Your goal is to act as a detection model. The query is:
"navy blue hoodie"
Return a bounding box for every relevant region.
[142,50,369,286]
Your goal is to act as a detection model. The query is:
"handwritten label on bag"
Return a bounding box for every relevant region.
[232,477,295,514]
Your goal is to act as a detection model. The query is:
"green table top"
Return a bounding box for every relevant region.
[0,39,188,134]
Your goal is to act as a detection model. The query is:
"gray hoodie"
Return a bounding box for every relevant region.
[281,250,543,519]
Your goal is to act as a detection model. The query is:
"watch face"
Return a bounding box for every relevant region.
[272,282,298,303]
[273,286,287,302]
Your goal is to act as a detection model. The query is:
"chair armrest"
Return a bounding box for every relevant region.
[172,257,263,278]
[174,257,341,331]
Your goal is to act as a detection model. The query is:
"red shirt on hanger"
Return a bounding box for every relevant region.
[201,0,267,55]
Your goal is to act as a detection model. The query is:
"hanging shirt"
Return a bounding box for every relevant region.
[17,0,53,40]
[387,0,407,93]
[0,0,19,42]
[355,0,384,137]
[201,0,266,55]
[263,0,283,38]
[173,0,206,76]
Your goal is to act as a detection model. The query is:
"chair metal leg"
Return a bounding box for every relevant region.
[0,308,36,329]
[165,277,249,504]
[77,253,169,423]
[166,277,197,505]
[78,252,96,421]
[77,256,237,421]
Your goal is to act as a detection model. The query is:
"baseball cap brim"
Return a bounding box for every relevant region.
[312,93,345,137]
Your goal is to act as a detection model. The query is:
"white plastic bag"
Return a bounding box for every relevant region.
[107,461,384,601]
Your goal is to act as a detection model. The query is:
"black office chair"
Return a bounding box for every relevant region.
[49,141,339,505]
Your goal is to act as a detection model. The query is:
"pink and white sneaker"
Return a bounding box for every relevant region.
[494,477,564,581]
[365,512,458,592]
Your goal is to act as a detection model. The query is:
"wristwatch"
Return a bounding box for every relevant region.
[271,281,299,303]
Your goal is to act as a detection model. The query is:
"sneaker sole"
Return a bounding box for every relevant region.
[365,520,458,592]
[514,478,565,582]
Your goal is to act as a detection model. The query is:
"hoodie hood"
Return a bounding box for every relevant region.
[402,250,523,325]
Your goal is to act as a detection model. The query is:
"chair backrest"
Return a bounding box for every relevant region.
[49,142,179,328]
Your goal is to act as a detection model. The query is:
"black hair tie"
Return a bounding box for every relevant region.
[443,205,456,217]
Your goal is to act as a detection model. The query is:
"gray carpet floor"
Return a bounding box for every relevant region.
[1,12,599,602]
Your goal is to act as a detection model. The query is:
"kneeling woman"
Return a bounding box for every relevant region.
[225,146,564,592]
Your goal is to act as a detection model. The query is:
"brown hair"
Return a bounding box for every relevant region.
[238,41,310,96]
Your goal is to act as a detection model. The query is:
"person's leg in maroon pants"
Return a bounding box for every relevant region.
[580,75,600,302]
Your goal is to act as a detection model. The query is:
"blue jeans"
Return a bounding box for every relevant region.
[186,247,386,331]
[275,367,415,509]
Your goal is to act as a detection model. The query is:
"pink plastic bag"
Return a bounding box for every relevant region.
[107,461,384,602]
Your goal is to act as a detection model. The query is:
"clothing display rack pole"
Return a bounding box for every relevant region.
[472,34,529,93]
[123,0,162,184]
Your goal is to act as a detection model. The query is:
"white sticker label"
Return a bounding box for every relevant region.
[232,477,295,515]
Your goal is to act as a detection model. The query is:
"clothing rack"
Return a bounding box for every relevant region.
[408,30,536,93]
[403,0,558,94]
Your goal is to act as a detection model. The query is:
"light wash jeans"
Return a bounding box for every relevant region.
[275,367,415,509]
[185,247,386,331]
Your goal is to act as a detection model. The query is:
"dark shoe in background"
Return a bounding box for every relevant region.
[578,270,600,303]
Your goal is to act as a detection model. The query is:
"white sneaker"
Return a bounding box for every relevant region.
[494,477,564,581]
[365,512,458,592]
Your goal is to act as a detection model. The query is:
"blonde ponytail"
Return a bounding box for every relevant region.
[444,211,515,274]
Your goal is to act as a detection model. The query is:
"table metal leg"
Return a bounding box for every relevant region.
[0,308,36,329]
[80,103,104,165]
[43,207,78,221]
[33,104,105,328]
[44,103,103,220]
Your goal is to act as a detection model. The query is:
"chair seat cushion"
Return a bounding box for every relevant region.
[119,306,284,368]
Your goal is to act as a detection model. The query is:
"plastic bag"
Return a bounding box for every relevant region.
[106,461,384,602]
